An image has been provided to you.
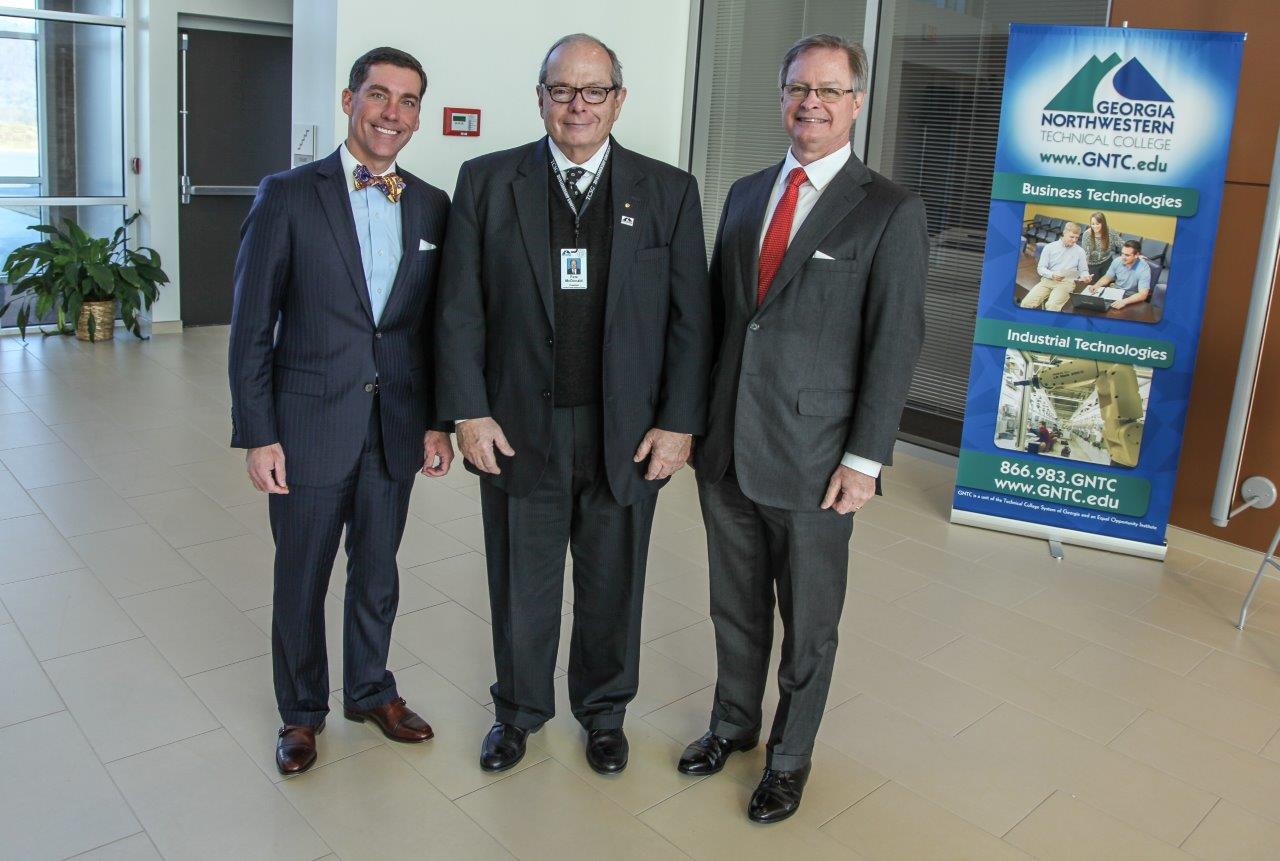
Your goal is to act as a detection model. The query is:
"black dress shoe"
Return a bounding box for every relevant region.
[479,722,532,773]
[585,728,628,774]
[677,731,758,775]
[747,763,811,823]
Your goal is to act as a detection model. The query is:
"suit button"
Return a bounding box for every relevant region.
[546,337,553,346]
[375,332,382,340]
[748,322,760,331]
[542,390,552,400]
[364,383,374,393]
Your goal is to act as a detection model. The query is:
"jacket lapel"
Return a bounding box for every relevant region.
[757,156,871,315]
[605,141,644,334]
[736,165,781,311]
[378,175,427,325]
[512,139,554,327]
[314,150,375,324]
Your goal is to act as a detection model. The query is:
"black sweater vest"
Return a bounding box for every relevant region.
[549,158,613,407]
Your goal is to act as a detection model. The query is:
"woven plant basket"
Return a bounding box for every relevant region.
[77,299,117,341]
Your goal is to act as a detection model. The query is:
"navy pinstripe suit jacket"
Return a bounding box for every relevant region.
[228,148,450,487]
[435,137,712,506]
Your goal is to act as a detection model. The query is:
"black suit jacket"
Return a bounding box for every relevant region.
[698,154,928,511]
[228,148,450,486]
[435,137,711,505]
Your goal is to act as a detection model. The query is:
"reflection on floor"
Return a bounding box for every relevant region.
[2,327,1280,860]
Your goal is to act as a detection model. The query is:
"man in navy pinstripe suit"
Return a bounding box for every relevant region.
[229,47,452,775]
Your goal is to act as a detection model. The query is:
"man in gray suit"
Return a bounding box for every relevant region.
[679,34,927,822]
[436,34,710,776]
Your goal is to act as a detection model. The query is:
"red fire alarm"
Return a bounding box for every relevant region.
[443,107,481,136]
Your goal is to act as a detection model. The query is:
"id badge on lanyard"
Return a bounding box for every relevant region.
[552,143,609,290]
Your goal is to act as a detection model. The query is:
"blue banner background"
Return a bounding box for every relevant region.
[952,25,1244,547]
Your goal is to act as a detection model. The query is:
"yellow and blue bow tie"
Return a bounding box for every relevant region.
[353,163,406,203]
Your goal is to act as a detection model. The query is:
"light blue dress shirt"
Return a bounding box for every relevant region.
[340,143,403,324]
[1105,255,1152,298]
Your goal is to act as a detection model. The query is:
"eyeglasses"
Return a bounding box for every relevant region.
[541,84,618,104]
[781,84,857,103]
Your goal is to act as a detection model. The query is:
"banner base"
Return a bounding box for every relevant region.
[950,508,1167,561]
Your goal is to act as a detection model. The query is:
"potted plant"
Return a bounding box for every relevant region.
[0,211,168,342]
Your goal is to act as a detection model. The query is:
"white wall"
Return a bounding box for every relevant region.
[294,0,694,196]
[134,0,292,324]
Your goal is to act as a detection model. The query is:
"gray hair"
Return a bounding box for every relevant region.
[538,33,623,88]
[779,34,868,93]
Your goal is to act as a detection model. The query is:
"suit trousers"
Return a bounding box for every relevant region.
[268,399,413,725]
[480,405,657,731]
[697,465,853,770]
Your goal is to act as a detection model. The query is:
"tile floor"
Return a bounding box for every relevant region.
[2,327,1280,860]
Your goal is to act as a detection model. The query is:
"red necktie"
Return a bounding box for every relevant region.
[757,166,808,306]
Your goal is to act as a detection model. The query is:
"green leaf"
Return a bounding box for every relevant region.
[87,263,115,295]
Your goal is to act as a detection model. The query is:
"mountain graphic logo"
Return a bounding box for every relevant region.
[1046,53,1172,112]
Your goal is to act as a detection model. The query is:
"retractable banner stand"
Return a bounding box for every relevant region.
[951,25,1245,559]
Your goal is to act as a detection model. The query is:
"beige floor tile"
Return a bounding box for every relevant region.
[44,637,219,762]
[90,449,194,498]
[1058,644,1280,752]
[1151,572,1280,637]
[387,662,550,799]
[132,423,230,467]
[1111,710,1280,824]
[924,636,1142,743]
[647,617,717,678]
[175,456,263,508]
[641,588,706,642]
[71,523,202,598]
[281,745,508,859]
[1,569,141,659]
[860,499,1020,562]
[647,542,709,584]
[120,580,269,676]
[848,519,907,554]
[108,728,329,861]
[1187,649,1280,713]
[185,654,382,782]
[407,476,483,524]
[0,466,39,519]
[879,479,954,521]
[1015,590,1212,675]
[14,392,108,426]
[640,770,860,860]
[818,695,1052,836]
[661,524,710,568]
[50,418,146,458]
[632,643,716,717]
[1183,557,1280,604]
[436,465,480,489]
[0,512,83,583]
[128,486,246,548]
[391,600,496,704]
[648,563,711,615]
[72,832,162,860]
[651,502,700,538]
[1181,800,1280,861]
[898,582,1085,665]
[876,539,1045,607]
[1,714,140,860]
[987,543,1161,613]
[0,386,29,414]
[822,780,1032,860]
[225,497,273,540]
[28,477,143,537]
[0,622,63,728]
[0,410,59,449]
[396,515,474,567]
[846,549,932,603]
[961,704,1216,846]
[642,685,716,746]
[244,596,420,693]
[1005,791,1196,859]
[842,586,962,660]
[410,551,506,623]
[1131,595,1280,669]
[0,602,7,624]
[180,532,275,610]
[832,635,998,735]
[459,758,681,859]
[0,441,91,489]
[434,512,487,552]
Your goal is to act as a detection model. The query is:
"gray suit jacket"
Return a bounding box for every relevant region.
[697,153,928,511]
[435,137,711,505]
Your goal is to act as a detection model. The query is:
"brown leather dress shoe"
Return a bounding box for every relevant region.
[344,697,434,743]
[276,720,324,775]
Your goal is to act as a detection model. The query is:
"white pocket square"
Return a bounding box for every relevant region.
[419,239,437,251]
[812,250,835,260]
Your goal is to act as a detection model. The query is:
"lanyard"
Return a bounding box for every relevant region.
[549,141,610,244]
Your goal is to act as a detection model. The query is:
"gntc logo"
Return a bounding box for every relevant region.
[1039,53,1175,172]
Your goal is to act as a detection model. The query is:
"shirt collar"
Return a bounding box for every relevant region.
[547,136,610,178]
[780,142,852,191]
[340,142,398,192]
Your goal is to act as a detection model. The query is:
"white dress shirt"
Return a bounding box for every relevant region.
[758,143,881,479]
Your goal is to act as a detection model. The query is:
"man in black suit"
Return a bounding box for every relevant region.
[229,47,453,775]
[436,33,710,775]
[679,34,927,821]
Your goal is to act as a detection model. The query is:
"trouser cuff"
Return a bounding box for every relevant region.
[278,707,328,727]
[709,717,760,742]
[494,705,550,732]
[344,683,399,713]
[765,750,811,772]
[576,711,626,731]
